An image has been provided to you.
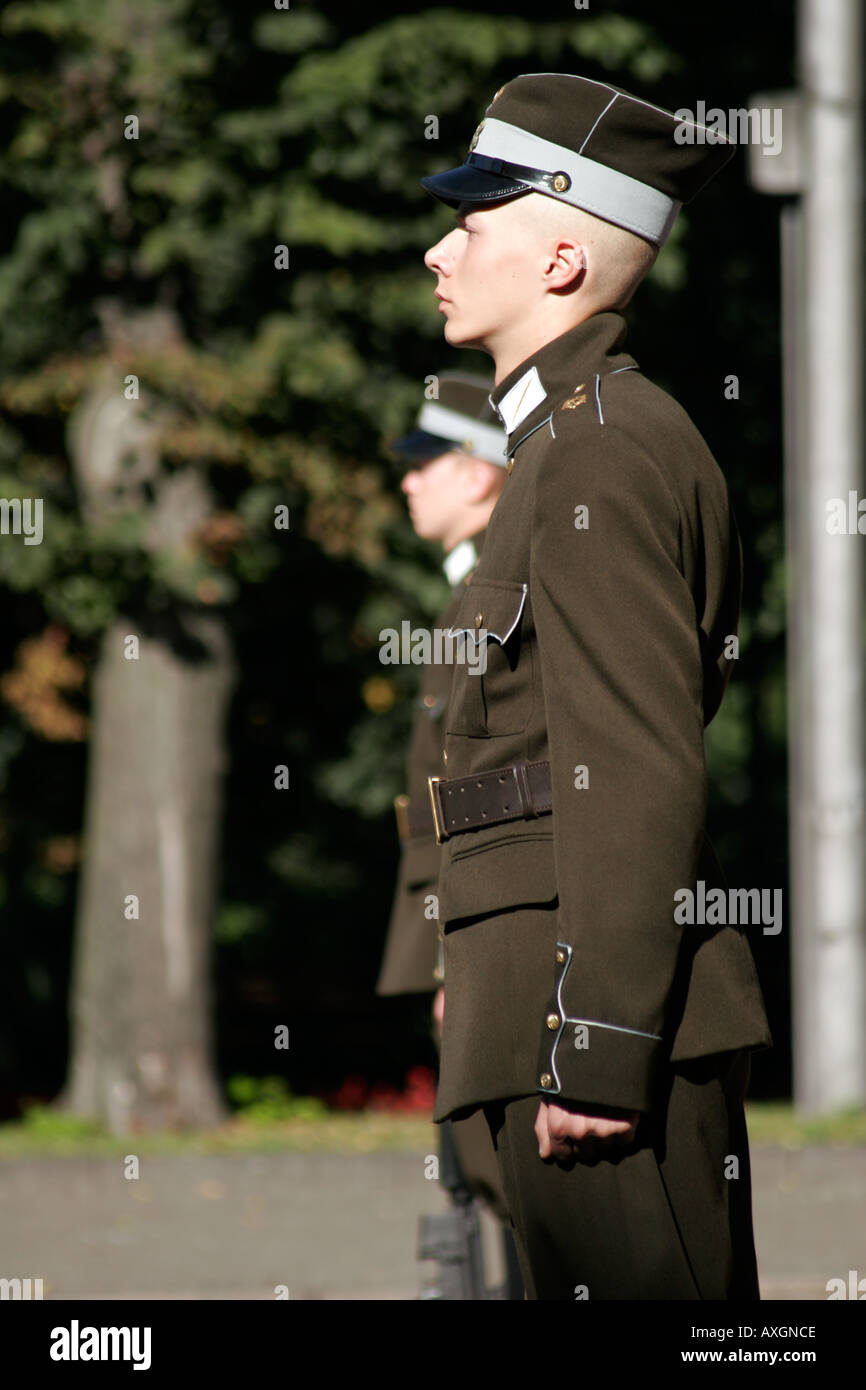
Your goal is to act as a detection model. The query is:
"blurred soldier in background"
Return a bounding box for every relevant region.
[377,373,523,1298]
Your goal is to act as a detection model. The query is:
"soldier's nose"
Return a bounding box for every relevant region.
[424,238,449,273]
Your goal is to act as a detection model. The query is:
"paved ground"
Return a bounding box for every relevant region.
[1,1144,863,1300]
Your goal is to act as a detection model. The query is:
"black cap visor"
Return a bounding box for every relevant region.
[420,162,530,209]
[391,428,456,464]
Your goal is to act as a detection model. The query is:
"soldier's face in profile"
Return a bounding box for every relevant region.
[424,199,540,355]
[400,450,474,545]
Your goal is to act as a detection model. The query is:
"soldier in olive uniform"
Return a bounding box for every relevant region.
[377,374,522,1296]
[418,74,772,1300]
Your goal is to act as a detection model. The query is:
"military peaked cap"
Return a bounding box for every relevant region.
[421,73,736,246]
[393,372,507,467]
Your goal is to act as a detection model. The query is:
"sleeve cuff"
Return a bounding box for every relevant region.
[536,942,665,1113]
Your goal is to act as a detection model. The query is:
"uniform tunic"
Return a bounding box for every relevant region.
[433,310,771,1123]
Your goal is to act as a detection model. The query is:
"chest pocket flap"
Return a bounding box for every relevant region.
[444,579,534,737]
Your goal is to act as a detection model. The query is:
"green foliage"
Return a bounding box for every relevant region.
[215,901,268,944]
[17,1102,103,1140]
[226,1074,326,1122]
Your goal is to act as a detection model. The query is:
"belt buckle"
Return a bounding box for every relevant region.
[512,760,535,817]
[427,776,448,845]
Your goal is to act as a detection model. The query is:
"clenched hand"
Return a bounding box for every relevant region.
[535,1100,639,1162]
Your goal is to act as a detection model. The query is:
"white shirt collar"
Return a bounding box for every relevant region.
[443,538,478,587]
[493,365,547,434]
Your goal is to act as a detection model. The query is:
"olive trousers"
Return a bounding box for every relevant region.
[483,1049,760,1301]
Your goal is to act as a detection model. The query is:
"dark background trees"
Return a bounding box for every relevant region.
[0,0,794,1124]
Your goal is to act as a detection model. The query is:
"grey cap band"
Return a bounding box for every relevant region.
[473,116,681,245]
[418,401,508,466]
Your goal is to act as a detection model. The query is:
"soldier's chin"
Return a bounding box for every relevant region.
[443,316,481,349]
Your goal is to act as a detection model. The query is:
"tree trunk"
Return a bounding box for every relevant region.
[57,305,234,1132]
[58,609,234,1131]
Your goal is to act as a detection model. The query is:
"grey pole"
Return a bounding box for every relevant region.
[780,195,813,1106]
[796,0,866,1111]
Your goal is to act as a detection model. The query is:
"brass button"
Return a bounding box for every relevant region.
[552,172,571,193]
[556,948,567,964]
[442,749,448,765]
[474,612,483,627]
[422,693,436,708]
[546,1013,560,1031]
[539,1073,552,1089]
[506,457,515,475]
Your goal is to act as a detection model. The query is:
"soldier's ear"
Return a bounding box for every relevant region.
[543,238,586,293]
[465,458,504,503]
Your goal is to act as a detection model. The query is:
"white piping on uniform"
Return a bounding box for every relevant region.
[565,1016,663,1041]
[547,940,661,1092]
[508,72,735,141]
[446,582,528,645]
[578,93,618,154]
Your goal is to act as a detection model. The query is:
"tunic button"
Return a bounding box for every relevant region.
[546,1013,560,1031]
[422,693,436,708]
[443,749,448,765]
[474,612,483,627]
[555,948,567,964]
[539,1073,552,1089]
[506,457,515,475]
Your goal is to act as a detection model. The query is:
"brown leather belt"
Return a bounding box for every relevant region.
[427,759,552,844]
